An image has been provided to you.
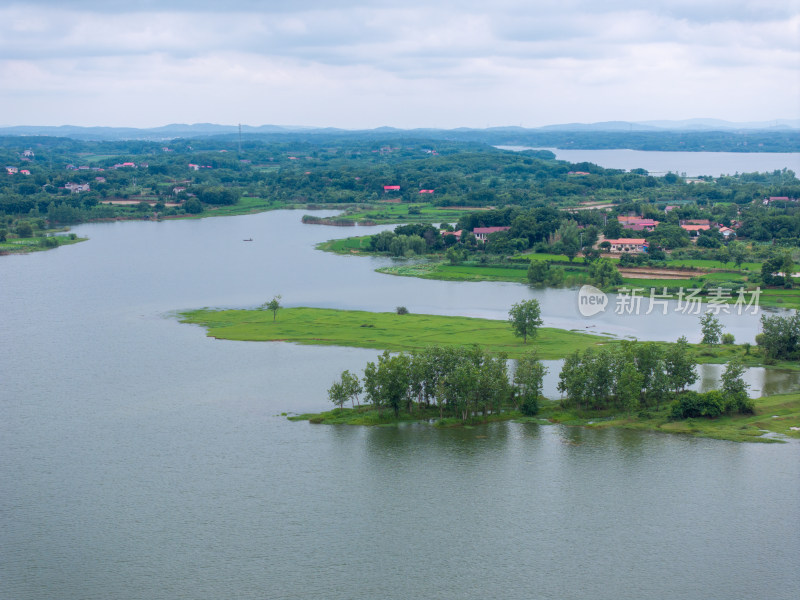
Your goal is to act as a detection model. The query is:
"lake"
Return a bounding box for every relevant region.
[1,211,798,600]
[498,146,800,177]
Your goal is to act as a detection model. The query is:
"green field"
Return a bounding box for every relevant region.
[179,306,615,359]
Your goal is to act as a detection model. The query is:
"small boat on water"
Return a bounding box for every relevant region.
[243,238,253,242]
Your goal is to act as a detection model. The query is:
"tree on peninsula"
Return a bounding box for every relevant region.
[262,295,282,321]
[508,299,543,344]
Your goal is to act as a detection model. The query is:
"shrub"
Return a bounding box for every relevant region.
[396,306,409,315]
[721,333,735,345]
[669,390,726,419]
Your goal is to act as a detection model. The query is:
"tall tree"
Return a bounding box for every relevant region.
[700,312,722,345]
[508,299,543,344]
[514,351,547,415]
[664,336,698,396]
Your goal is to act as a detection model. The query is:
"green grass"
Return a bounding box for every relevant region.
[178,306,615,359]
[0,233,87,254]
[196,197,288,217]
[288,393,800,443]
[337,203,481,224]
[546,392,800,443]
[374,258,798,309]
[378,263,532,283]
[666,258,762,271]
[316,236,374,253]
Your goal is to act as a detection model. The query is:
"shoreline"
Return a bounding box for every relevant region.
[288,392,800,443]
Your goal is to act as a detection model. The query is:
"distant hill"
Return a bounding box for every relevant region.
[0,120,797,152]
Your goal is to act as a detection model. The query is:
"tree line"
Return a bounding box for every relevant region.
[329,345,547,421]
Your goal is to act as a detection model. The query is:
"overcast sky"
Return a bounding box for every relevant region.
[1,0,798,128]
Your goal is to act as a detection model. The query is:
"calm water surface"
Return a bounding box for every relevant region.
[499,146,800,177]
[2,211,798,600]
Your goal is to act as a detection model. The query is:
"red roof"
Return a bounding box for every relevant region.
[680,224,711,231]
[383,185,401,191]
[419,189,434,193]
[605,238,647,245]
[473,226,511,235]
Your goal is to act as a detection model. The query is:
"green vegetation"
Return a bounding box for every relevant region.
[179,305,800,368]
[290,391,800,443]
[508,299,543,343]
[0,227,86,254]
[756,311,800,361]
[541,391,800,443]
[178,306,612,359]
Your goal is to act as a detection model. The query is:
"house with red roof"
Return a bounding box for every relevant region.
[618,216,659,232]
[383,185,401,191]
[473,226,510,242]
[680,224,711,234]
[604,238,647,253]
[419,189,434,194]
[441,229,462,241]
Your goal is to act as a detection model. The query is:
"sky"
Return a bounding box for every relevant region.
[1,0,798,129]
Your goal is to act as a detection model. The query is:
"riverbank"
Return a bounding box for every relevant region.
[288,391,800,443]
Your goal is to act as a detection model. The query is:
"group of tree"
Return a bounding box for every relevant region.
[329,345,547,420]
[557,338,753,417]
[756,311,800,361]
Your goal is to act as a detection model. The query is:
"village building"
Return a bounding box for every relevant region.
[680,223,711,235]
[604,238,648,253]
[473,226,510,242]
[64,182,90,193]
[618,216,659,232]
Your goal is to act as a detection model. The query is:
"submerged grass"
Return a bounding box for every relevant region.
[179,306,613,359]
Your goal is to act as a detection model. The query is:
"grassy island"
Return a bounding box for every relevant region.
[179,306,612,359]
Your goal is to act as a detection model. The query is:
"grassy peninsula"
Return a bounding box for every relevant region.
[179,305,799,368]
[179,306,611,359]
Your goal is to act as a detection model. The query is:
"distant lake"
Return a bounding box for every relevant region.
[498,146,800,177]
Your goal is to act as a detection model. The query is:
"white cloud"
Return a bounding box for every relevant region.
[0,1,797,127]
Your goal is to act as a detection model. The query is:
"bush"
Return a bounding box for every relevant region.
[721,333,735,345]
[396,306,409,315]
[669,390,726,419]
[520,394,539,416]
